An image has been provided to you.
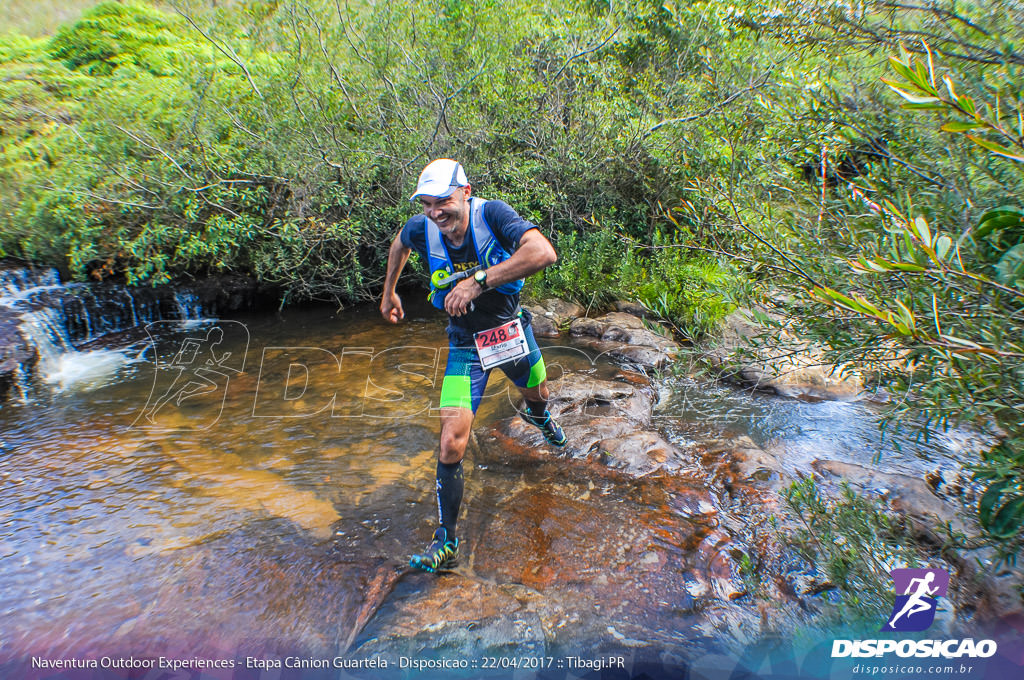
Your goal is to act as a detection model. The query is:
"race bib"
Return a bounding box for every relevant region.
[474,318,528,370]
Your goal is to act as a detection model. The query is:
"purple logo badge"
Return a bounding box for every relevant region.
[882,568,950,632]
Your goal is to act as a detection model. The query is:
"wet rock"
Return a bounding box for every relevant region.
[348,462,723,660]
[812,459,970,535]
[387,359,779,659]
[483,411,689,480]
[690,529,748,601]
[472,488,641,590]
[965,563,1024,624]
[812,459,1024,623]
[0,308,35,400]
[548,371,656,424]
[478,369,697,480]
[351,574,546,658]
[570,312,670,347]
[569,312,679,369]
[477,415,631,477]
[151,440,341,538]
[706,308,863,401]
[528,312,560,337]
[339,564,424,653]
[569,426,688,477]
[612,300,655,319]
[663,486,721,527]
[544,298,587,319]
[524,298,586,337]
[703,435,790,493]
[461,482,711,652]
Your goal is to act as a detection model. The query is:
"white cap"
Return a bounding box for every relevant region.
[410,159,468,201]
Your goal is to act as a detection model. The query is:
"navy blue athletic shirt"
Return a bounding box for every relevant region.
[401,200,536,342]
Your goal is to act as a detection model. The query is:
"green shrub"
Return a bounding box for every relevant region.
[636,241,743,337]
[48,2,188,76]
[782,478,922,633]
[525,227,741,338]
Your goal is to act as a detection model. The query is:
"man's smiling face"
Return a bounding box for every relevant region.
[419,185,471,240]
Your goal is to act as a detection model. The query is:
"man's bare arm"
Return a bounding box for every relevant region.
[483,229,556,289]
[381,233,412,323]
[444,229,557,317]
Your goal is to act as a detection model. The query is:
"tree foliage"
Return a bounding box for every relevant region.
[0,0,744,322]
[702,1,1024,552]
[1,0,1021,548]
[49,1,188,76]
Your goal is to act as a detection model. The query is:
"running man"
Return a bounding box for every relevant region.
[380,159,567,573]
[143,327,232,423]
[887,571,939,628]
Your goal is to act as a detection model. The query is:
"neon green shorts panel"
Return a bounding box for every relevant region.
[439,322,545,412]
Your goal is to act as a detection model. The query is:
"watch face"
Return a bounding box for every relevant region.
[475,270,487,285]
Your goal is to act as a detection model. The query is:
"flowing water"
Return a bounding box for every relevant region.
[0,293,984,670]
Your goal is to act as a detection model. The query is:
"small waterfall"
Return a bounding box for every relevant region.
[173,291,205,320]
[0,267,60,297]
[0,265,212,395]
[11,363,33,403]
[15,307,127,392]
[17,307,73,369]
[124,288,139,327]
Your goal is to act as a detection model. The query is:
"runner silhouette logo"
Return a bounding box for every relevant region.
[882,568,950,632]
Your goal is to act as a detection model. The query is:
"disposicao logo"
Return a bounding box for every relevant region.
[882,567,949,632]
[832,567,998,659]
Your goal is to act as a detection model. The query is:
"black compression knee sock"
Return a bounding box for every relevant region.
[525,399,548,418]
[436,460,464,538]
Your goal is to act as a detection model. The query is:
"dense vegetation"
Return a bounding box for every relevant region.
[1,0,1021,595]
[2,0,756,323]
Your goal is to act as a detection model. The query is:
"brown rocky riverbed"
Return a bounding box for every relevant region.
[0,284,1020,678]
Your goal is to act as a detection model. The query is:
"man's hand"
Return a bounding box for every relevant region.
[444,277,482,317]
[381,291,404,323]
[381,233,411,324]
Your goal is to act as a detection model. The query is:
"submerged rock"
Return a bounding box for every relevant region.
[347,573,546,660]
[690,529,748,601]
[347,362,752,661]
[703,435,791,494]
[547,371,656,423]
[468,483,707,636]
[476,369,698,480]
[528,312,560,338]
[353,463,720,661]
[705,308,864,401]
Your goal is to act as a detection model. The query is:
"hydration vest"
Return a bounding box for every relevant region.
[426,198,524,310]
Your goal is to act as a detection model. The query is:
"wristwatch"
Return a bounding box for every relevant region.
[474,269,488,290]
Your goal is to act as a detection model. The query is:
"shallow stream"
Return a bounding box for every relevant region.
[0,301,980,665]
